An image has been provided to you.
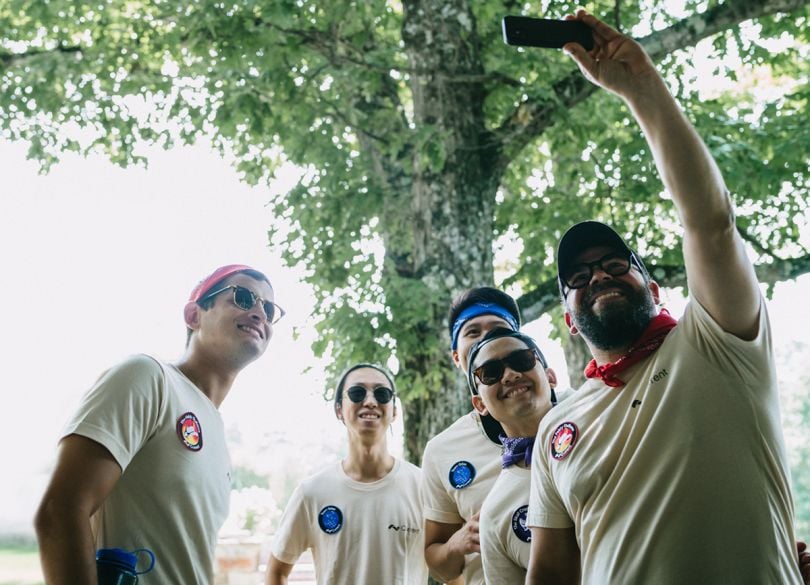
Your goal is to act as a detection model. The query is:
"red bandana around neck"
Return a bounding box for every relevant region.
[584,309,678,388]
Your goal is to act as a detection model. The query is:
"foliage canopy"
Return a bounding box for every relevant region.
[2,0,808,456]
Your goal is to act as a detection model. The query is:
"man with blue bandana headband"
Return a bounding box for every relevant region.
[420,287,522,585]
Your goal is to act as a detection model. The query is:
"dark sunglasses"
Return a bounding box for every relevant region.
[561,252,642,291]
[200,285,286,324]
[473,348,542,386]
[345,386,395,404]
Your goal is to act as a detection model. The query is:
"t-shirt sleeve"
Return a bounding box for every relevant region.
[527,431,573,529]
[679,296,772,388]
[420,440,464,525]
[271,484,311,564]
[61,354,166,471]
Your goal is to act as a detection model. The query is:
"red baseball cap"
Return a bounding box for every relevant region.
[188,264,270,303]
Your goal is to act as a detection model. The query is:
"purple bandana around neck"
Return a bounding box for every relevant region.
[500,434,535,469]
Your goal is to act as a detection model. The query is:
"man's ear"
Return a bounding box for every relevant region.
[335,403,344,423]
[545,367,558,389]
[450,349,462,369]
[564,311,578,335]
[471,394,488,416]
[649,280,661,306]
[184,302,201,331]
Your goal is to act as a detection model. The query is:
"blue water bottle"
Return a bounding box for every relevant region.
[96,548,155,584]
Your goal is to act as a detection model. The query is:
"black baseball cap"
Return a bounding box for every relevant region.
[557,221,649,291]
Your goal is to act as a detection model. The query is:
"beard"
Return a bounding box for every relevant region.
[570,280,657,352]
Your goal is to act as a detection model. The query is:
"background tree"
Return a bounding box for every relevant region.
[1,0,808,461]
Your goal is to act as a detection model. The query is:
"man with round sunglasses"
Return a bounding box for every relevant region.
[421,287,523,585]
[36,264,282,585]
[465,327,561,585]
[525,10,803,585]
[266,364,427,585]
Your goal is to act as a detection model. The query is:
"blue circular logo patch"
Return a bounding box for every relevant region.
[511,505,531,543]
[318,506,343,534]
[448,461,476,489]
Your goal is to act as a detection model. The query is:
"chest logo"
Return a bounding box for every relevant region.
[448,461,476,489]
[318,505,344,534]
[550,422,578,461]
[511,505,531,543]
[176,412,203,451]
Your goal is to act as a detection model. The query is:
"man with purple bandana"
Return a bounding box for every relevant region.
[465,327,560,585]
[36,265,283,585]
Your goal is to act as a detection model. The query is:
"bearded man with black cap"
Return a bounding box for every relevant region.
[525,9,802,585]
[36,265,283,585]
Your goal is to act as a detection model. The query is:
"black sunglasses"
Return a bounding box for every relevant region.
[345,386,395,404]
[561,251,642,291]
[200,285,286,324]
[473,348,542,386]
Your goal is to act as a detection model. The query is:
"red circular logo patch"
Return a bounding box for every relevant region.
[550,422,578,461]
[177,412,203,451]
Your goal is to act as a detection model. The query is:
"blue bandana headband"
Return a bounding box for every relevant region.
[451,303,519,350]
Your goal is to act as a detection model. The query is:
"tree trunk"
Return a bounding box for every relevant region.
[392,0,503,462]
[562,333,590,390]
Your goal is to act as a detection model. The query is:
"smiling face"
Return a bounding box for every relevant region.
[186,272,274,366]
[564,245,660,352]
[336,367,396,441]
[469,337,556,437]
[452,314,516,371]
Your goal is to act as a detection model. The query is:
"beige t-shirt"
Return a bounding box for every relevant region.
[529,299,802,584]
[63,355,230,585]
[272,459,427,584]
[479,465,531,585]
[420,411,503,585]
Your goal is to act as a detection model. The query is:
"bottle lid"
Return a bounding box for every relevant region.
[96,548,138,571]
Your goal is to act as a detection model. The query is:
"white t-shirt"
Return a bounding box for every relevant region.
[63,355,230,585]
[272,459,427,584]
[479,465,531,585]
[529,299,802,584]
[420,411,503,585]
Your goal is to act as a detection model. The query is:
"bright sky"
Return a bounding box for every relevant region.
[3,123,810,537]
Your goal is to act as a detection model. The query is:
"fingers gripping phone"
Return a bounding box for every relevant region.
[502,16,595,51]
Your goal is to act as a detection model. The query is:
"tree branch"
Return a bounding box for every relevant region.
[493,0,809,175]
[0,45,82,68]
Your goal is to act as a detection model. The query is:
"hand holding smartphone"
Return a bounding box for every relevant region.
[502,16,594,51]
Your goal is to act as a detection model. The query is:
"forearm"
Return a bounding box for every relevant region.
[35,502,98,585]
[265,556,293,585]
[624,76,732,231]
[425,541,466,582]
[266,571,289,585]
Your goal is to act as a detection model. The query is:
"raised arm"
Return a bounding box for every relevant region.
[525,526,580,585]
[564,10,761,339]
[424,516,480,582]
[35,435,122,585]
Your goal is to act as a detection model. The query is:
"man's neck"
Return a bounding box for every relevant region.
[175,352,239,408]
[342,439,394,483]
[502,408,547,439]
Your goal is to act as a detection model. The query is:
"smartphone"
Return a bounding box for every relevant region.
[502,16,594,51]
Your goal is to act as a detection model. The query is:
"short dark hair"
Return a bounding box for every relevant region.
[185,269,271,346]
[333,363,397,406]
[447,287,521,340]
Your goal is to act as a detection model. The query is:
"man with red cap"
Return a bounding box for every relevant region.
[525,10,803,585]
[36,265,283,585]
